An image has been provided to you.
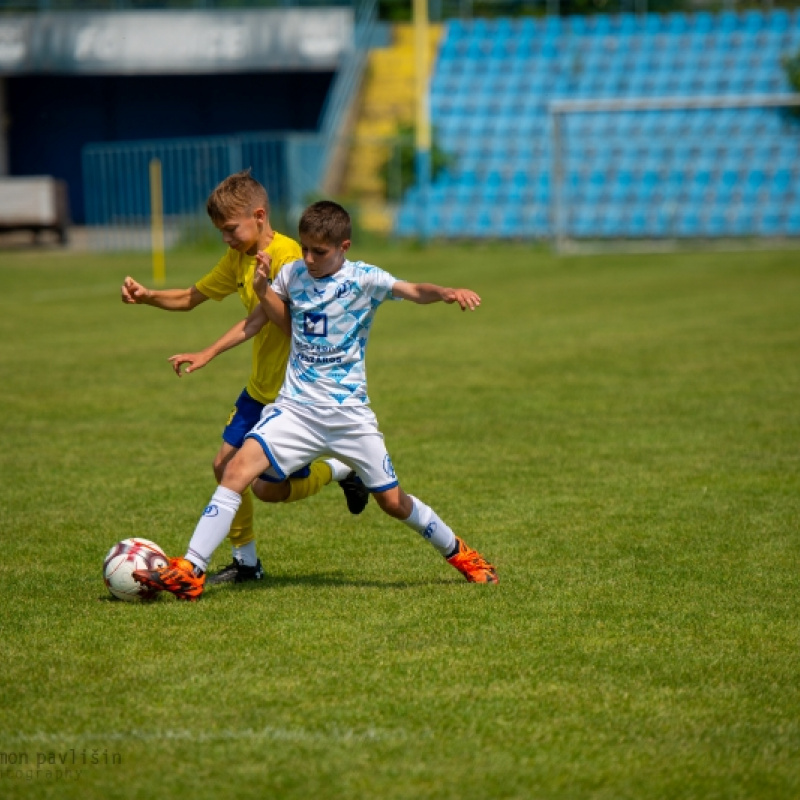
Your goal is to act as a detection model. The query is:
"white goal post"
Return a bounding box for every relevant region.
[548,93,800,252]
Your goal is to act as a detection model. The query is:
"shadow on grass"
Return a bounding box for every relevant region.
[216,571,457,591]
[94,573,459,603]
[96,594,166,604]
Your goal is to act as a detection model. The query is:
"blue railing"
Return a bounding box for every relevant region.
[82,131,332,249]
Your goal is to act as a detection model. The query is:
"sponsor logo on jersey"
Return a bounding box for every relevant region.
[335,281,352,299]
[304,312,328,337]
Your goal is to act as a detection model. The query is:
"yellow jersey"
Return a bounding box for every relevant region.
[194,231,302,405]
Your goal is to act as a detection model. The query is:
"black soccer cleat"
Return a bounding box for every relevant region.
[338,471,369,515]
[206,558,265,585]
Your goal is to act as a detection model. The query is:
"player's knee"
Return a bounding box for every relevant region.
[219,440,270,494]
[220,456,254,494]
[252,479,290,504]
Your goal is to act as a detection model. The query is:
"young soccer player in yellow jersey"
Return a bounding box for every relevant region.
[120,171,367,584]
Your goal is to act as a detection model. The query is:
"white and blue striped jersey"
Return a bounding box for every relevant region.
[271,258,401,406]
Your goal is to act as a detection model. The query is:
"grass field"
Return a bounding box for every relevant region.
[0,240,799,799]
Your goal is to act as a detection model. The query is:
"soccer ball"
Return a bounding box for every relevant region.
[103,538,168,601]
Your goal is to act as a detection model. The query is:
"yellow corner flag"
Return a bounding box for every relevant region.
[149,158,166,286]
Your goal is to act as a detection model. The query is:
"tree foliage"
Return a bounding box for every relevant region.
[379,123,455,201]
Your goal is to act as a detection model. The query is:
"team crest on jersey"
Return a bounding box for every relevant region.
[335,281,353,299]
[304,312,328,337]
[383,455,396,479]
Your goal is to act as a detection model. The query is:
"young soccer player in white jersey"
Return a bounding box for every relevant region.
[120,172,367,586]
[134,200,498,600]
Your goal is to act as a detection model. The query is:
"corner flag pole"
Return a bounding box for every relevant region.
[149,158,166,286]
[413,0,431,241]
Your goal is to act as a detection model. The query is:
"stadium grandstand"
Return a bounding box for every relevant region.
[1,1,799,246]
[394,8,800,241]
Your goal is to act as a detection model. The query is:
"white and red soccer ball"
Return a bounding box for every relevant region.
[103,538,168,601]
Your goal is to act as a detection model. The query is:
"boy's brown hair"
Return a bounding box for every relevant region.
[298,200,351,245]
[206,169,269,224]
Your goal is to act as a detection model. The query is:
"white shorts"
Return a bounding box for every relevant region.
[244,399,399,493]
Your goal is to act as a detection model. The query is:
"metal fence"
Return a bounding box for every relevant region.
[82,132,319,250]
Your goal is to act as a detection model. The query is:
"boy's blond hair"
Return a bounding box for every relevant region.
[206,169,269,224]
[299,200,351,245]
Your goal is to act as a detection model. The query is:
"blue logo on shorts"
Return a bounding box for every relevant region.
[423,521,437,540]
[383,455,396,479]
[203,504,219,517]
[304,312,328,337]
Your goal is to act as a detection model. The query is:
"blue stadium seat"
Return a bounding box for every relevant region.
[616,13,638,35]
[446,19,468,40]
[665,13,689,34]
[568,15,588,35]
[770,168,794,199]
[721,206,745,236]
[581,209,605,238]
[600,208,627,238]
[442,208,466,237]
[785,208,800,235]
[756,207,784,236]
[498,206,524,238]
[769,9,791,31]
[692,11,715,33]
[641,14,661,34]
[741,10,766,32]
[628,208,648,236]
[675,210,701,237]
[717,11,739,32]
[523,205,549,237]
[741,169,767,201]
[649,206,675,237]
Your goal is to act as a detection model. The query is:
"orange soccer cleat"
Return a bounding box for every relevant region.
[446,538,499,584]
[132,557,206,601]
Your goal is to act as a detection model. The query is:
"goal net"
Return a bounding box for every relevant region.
[548,94,800,252]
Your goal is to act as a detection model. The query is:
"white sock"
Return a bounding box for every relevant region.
[325,458,351,482]
[232,540,258,568]
[402,495,457,556]
[185,487,242,573]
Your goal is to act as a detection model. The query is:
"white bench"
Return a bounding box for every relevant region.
[0,176,71,244]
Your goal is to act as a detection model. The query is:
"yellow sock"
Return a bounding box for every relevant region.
[227,486,255,547]
[285,460,333,503]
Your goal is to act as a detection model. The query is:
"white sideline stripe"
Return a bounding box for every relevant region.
[5,725,412,746]
[31,284,118,303]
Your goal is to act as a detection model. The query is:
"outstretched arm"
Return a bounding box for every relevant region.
[121,276,208,311]
[253,252,291,337]
[168,305,270,377]
[391,281,481,311]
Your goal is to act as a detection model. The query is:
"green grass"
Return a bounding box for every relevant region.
[0,242,798,799]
